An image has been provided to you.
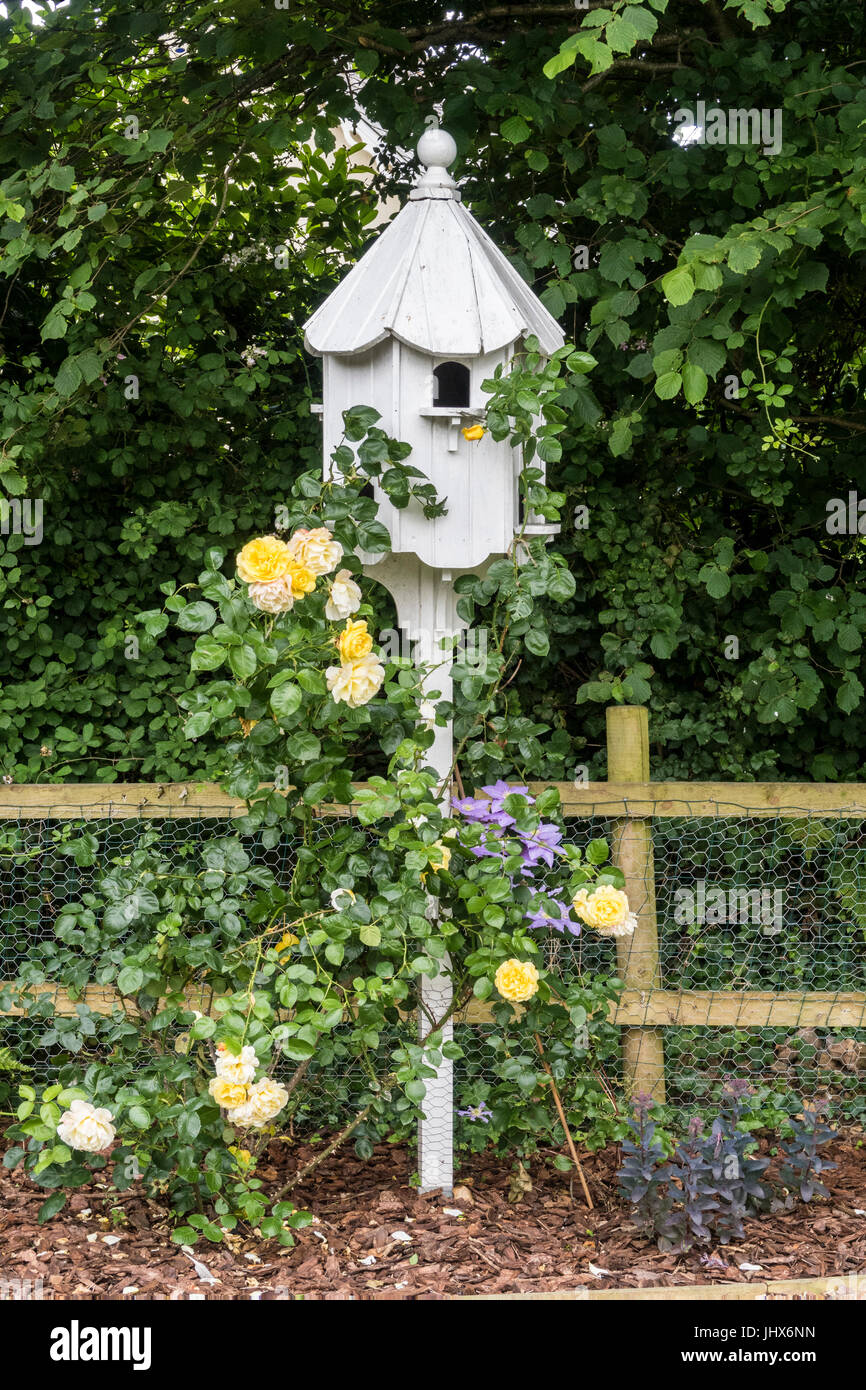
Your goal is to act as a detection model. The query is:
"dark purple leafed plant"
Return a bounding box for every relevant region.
[779,1102,837,1203]
[615,1092,676,1239]
[617,1079,834,1254]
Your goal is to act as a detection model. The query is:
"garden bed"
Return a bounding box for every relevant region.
[2,1128,864,1300]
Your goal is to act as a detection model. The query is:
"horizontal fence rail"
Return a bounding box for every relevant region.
[5,780,866,818]
[7,986,864,1033]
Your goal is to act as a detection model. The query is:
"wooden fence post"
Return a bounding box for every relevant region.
[606,705,666,1101]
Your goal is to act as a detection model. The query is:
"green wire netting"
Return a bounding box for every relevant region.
[1,801,864,1131]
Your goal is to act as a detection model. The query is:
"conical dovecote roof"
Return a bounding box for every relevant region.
[303,126,564,359]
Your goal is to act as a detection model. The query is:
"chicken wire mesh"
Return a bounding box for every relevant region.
[1,799,865,1148]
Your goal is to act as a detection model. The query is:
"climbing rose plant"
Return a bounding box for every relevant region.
[3,398,631,1241]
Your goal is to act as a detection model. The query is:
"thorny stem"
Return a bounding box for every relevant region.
[273,987,471,1200]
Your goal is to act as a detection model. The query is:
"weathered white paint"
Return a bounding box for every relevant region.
[303,126,565,1193]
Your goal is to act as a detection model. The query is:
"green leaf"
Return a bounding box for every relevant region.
[184,711,213,740]
[687,338,727,377]
[177,601,217,633]
[117,965,144,994]
[172,1226,199,1245]
[692,261,724,293]
[54,357,83,398]
[704,567,731,599]
[270,682,303,720]
[524,629,550,657]
[178,1111,201,1143]
[191,635,226,672]
[229,644,257,680]
[661,267,695,307]
[682,362,708,405]
[543,47,578,79]
[286,730,320,761]
[609,417,633,456]
[500,115,531,144]
[837,674,864,713]
[727,240,762,274]
[47,164,75,191]
[38,1191,67,1223]
[654,371,682,400]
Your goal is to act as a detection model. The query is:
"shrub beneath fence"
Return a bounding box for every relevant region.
[617,1084,837,1253]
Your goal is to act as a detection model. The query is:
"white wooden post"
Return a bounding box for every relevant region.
[363,553,485,1194]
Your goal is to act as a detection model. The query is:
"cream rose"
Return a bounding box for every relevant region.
[215,1044,258,1086]
[572,884,636,936]
[208,1077,249,1110]
[336,618,373,663]
[231,1078,289,1130]
[248,578,294,615]
[236,535,292,584]
[326,653,385,708]
[57,1099,116,1154]
[287,526,343,577]
[325,569,362,621]
[494,958,539,1003]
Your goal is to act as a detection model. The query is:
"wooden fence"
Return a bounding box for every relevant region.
[2,703,866,1101]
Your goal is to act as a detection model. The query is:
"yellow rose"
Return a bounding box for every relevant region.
[287,526,343,577]
[572,884,636,937]
[208,1077,249,1110]
[430,841,451,872]
[231,1077,289,1129]
[236,535,292,584]
[494,958,539,1003]
[286,559,316,599]
[337,618,373,663]
[326,653,385,708]
[462,424,485,441]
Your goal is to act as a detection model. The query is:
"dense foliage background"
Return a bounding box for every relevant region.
[1,0,865,785]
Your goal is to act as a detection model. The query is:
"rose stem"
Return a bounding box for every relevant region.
[534,1032,594,1210]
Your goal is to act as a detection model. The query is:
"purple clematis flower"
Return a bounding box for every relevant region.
[526,901,580,936]
[451,795,495,823]
[457,1102,493,1124]
[519,821,563,870]
[481,780,531,818]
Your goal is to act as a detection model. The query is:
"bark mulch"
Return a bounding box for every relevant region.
[2,1130,865,1300]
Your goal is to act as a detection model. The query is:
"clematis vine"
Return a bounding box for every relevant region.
[453,782,580,933]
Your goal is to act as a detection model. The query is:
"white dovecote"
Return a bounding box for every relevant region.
[303,126,565,570]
